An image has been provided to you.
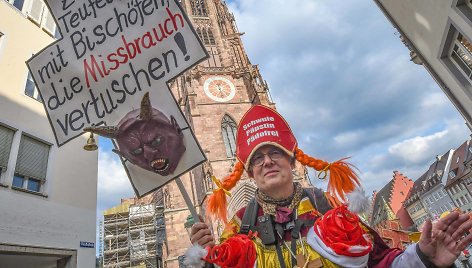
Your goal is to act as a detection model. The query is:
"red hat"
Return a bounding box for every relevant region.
[236,105,297,168]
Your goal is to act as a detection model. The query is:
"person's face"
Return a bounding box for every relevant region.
[248,145,294,198]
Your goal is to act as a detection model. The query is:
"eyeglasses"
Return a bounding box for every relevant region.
[250,149,285,167]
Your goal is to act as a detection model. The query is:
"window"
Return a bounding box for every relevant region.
[24,71,41,102]
[429,196,434,203]
[6,0,26,11]
[0,125,15,181]
[450,32,472,80]
[438,190,443,198]
[221,114,237,158]
[449,169,457,179]
[6,0,57,37]
[466,193,471,202]
[434,193,440,201]
[190,0,207,16]
[12,134,50,193]
[196,27,216,46]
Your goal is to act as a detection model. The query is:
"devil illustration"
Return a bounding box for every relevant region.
[84,92,186,176]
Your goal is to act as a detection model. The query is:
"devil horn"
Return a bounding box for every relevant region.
[83,126,118,138]
[140,92,152,121]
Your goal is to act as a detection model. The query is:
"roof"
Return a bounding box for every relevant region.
[404,150,452,206]
[371,179,394,225]
[446,140,471,187]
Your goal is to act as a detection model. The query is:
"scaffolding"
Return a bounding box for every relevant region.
[102,191,165,268]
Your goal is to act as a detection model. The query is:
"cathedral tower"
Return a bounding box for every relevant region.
[162,1,275,266]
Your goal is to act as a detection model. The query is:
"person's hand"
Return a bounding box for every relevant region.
[418,211,472,267]
[190,220,215,248]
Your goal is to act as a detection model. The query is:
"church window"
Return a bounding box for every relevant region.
[202,28,210,45]
[207,29,216,45]
[197,28,216,46]
[221,115,237,158]
[196,28,203,42]
[191,0,208,16]
[205,47,222,68]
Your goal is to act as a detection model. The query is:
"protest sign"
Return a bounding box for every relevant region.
[27,0,209,196]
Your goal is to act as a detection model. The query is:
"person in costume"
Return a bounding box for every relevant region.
[187,105,472,268]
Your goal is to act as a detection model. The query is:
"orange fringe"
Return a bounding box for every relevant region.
[207,161,245,223]
[295,148,360,201]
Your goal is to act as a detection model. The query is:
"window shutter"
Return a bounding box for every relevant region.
[15,135,50,180]
[0,125,15,169]
[27,0,44,24]
[43,9,56,34]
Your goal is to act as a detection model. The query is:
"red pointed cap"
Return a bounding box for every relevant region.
[236,105,297,168]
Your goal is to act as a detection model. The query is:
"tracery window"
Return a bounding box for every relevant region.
[221,114,237,158]
[191,0,207,16]
[196,27,216,46]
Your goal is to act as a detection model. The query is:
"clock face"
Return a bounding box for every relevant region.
[203,77,236,102]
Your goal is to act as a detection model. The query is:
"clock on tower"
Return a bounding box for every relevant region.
[203,76,236,102]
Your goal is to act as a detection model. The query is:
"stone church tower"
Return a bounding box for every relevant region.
[155,1,311,267]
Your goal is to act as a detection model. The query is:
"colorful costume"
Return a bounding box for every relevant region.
[187,105,446,268]
[210,185,404,268]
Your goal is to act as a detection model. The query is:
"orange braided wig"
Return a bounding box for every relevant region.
[207,161,245,223]
[295,148,360,201]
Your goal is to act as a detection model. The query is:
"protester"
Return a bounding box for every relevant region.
[187,105,472,268]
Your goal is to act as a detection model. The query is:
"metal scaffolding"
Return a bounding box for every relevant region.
[102,191,165,268]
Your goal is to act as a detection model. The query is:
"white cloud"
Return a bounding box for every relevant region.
[97,149,134,213]
[388,130,449,164]
[227,0,471,195]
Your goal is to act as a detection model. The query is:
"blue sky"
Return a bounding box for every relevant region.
[95,0,471,234]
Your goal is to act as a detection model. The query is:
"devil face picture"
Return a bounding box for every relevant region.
[85,93,186,176]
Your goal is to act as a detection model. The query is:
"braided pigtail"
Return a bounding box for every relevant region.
[207,161,245,223]
[295,148,360,203]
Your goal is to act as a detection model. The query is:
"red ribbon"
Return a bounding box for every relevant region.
[204,232,257,268]
[314,205,371,257]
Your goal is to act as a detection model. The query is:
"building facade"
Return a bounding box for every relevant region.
[370,171,414,231]
[404,150,456,229]
[445,140,472,212]
[0,1,98,267]
[374,0,472,130]
[101,0,311,267]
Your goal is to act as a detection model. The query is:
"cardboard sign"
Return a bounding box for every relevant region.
[27,0,209,196]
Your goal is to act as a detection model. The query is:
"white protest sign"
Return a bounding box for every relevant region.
[27,0,209,196]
